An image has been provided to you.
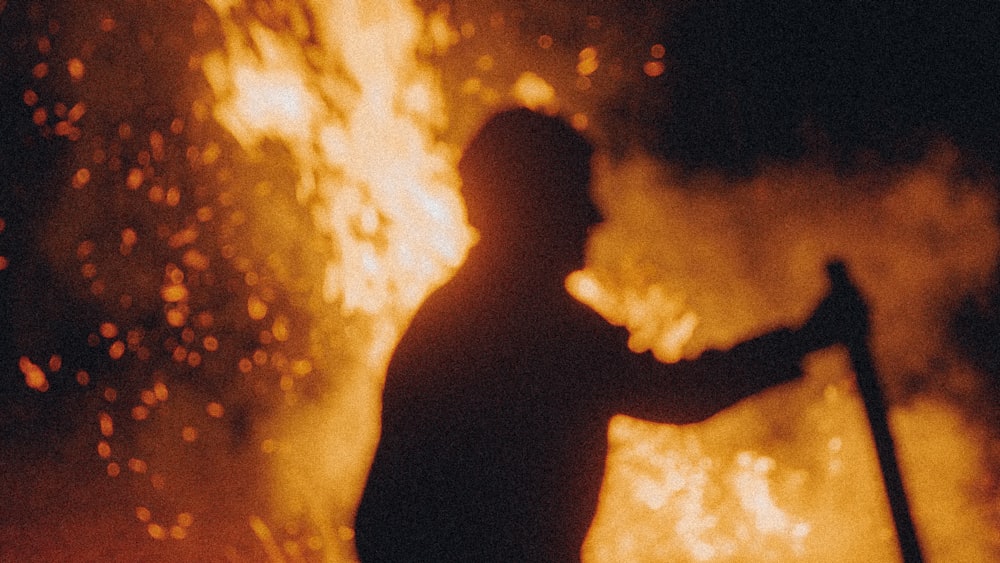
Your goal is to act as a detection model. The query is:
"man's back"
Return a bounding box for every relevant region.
[355,260,622,561]
[353,252,811,561]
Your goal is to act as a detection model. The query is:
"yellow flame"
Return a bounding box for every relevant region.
[203,0,475,319]
[200,1,476,559]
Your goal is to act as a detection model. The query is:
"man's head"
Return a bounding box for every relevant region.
[458,108,599,257]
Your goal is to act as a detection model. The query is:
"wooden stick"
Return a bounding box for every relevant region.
[840,290,925,563]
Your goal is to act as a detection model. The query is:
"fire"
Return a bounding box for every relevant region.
[5,1,1000,562]
[198,0,475,558]
[201,0,474,319]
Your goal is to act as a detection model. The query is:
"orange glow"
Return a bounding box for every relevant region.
[72,168,91,189]
[76,240,94,260]
[476,54,495,71]
[206,402,225,418]
[165,307,187,328]
[126,168,144,190]
[271,316,290,342]
[181,249,209,271]
[160,283,188,303]
[99,322,118,339]
[153,381,169,402]
[247,295,267,320]
[177,512,194,527]
[643,61,666,78]
[181,426,198,442]
[251,349,267,366]
[291,359,312,376]
[128,458,148,474]
[147,185,164,203]
[149,131,165,160]
[108,341,125,359]
[165,187,181,206]
[513,71,557,113]
[147,523,166,540]
[67,58,85,81]
[120,228,137,250]
[195,206,213,222]
[577,46,600,76]
[98,412,113,437]
[202,336,219,352]
[19,356,48,392]
[67,102,86,123]
[168,228,198,249]
[260,439,276,454]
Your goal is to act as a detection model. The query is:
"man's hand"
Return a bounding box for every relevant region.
[798,260,870,352]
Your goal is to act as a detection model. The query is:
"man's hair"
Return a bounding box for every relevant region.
[459,108,594,226]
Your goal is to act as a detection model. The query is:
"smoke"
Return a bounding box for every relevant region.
[573,3,1000,555]
[578,141,1000,561]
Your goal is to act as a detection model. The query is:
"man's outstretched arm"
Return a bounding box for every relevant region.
[610,261,869,425]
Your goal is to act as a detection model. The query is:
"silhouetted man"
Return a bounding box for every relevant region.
[354,109,867,562]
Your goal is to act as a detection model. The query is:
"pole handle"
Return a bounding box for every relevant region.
[830,262,924,563]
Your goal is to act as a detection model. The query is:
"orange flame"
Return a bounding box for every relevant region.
[200,1,475,559]
[202,0,474,320]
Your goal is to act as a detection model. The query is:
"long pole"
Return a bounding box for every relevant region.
[829,263,924,563]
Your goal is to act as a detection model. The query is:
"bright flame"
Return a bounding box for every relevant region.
[200,1,475,559]
[203,0,475,319]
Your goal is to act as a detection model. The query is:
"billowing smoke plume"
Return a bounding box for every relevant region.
[581,149,1000,561]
